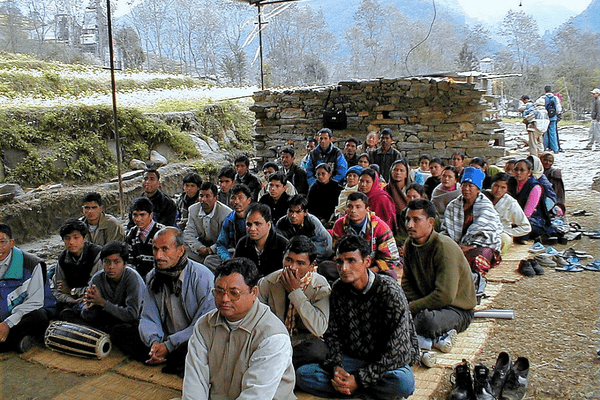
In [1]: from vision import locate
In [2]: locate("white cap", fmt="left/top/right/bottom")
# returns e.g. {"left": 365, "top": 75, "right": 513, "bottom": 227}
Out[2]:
{"left": 592, "top": 88, "right": 600, "bottom": 94}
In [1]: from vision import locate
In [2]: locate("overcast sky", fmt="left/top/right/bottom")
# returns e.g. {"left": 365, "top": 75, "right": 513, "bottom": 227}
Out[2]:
{"left": 457, "top": 0, "right": 592, "bottom": 19}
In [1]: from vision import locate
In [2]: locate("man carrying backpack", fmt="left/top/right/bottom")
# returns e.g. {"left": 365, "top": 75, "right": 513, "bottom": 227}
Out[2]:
{"left": 543, "top": 85, "right": 562, "bottom": 153}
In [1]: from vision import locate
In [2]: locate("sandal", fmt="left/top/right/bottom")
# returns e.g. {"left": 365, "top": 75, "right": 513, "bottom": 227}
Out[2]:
{"left": 573, "top": 210, "right": 593, "bottom": 216}
{"left": 583, "top": 261, "right": 600, "bottom": 271}
{"left": 583, "top": 231, "right": 600, "bottom": 236}
{"left": 569, "top": 222, "right": 583, "bottom": 232}
{"left": 555, "top": 264, "right": 584, "bottom": 272}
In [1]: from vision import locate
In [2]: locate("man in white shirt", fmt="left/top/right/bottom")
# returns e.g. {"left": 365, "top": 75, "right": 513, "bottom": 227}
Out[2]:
{"left": 183, "top": 182, "right": 232, "bottom": 266}
{"left": 182, "top": 257, "right": 296, "bottom": 400}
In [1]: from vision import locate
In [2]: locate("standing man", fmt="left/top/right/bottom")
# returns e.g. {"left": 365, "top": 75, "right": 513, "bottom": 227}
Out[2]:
{"left": 402, "top": 199, "right": 478, "bottom": 365}
{"left": 126, "top": 197, "right": 165, "bottom": 280}
{"left": 343, "top": 137, "right": 360, "bottom": 167}
{"left": 113, "top": 227, "right": 215, "bottom": 376}
{"left": 183, "top": 182, "right": 232, "bottom": 264}
{"left": 128, "top": 169, "right": 177, "bottom": 228}
{"left": 306, "top": 128, "right": 348, "bottom": 186}
{"left": 451, "top": 151, "right": 465, "bottom": 179}
{"left": 0, "top": 223, "right": 52, "bottom": 353}
{"left": 80, "top": 192, "right": 125, "bottom": 246}
{"left": 217, "top": 166, "right": 236, "bottom": 208}
{"left": 276, "top": 194, "right": 333, "bottom": 262}
{"left": 296, "top": 235, "right": 420, "bottom": 399}
{"left": 234, "top": 155, "right": 262, "bottom": 201}
{"left": 258, "top": 236, "right": 331, "bottom": 368}
{"left": 235, "top": 203, "right": 288, "bottom": 277}
{"left": 182, "top": 258, "right": 296, "bottom": 399}
{"left": 543, "top": 85, "right": 562, "bottom": 153}
{"left": 280, "top": 147, "right": 309, "bottom": 195}
{"left": 371, "top": 128, "right": 400, "bottom": 182}
{"left": 585, "top": 88, "right": 600, "bottom": 150}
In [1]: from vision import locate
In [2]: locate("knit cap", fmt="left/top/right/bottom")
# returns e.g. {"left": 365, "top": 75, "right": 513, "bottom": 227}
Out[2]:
{"left": 461, "top": 166, "right": 485, "bottom": 189}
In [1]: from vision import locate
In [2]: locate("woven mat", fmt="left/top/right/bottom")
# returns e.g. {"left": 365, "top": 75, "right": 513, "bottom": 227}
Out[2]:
{"left": 475, "top": 282, "right": 503, "bottom": 311}
{"left": 51, "top": 373, "right": 180, "bottom": 400}
{"left": 433, "top": 320, "right": 495, "bottom": 367}
{"left": 114, "top": 360, "right": 183, "bottom": 391}
{"left": 20, "top": 344, "right": 127, "bottom": 376}
{"left": 485, "top": 259, "right": 523, "bottom": 283}
{"left": 411, "top": 365, "right": 446, "bottom": 399}
{"left": 502, "top": 243, "right": 531, "bottom": 261}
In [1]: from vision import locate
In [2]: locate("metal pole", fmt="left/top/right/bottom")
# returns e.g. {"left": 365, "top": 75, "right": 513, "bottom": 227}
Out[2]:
{"left": 257, "top": 3, "right": 265, "bottom": 90}
{"left": 105, "top": 0, "right": 126, "bottom": 219}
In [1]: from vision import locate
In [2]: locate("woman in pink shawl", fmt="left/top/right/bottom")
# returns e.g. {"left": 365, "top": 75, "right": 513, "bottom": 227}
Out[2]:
{"left": 358, "top": 168, "right": 397, "bottom": 233}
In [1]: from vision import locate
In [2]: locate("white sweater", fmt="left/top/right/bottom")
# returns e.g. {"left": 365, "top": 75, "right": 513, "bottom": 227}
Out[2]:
{"left": 493, "top": 194, "right": 532, "bottom": 237}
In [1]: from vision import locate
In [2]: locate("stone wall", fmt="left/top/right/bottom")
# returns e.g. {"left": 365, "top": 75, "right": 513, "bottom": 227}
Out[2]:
{"left": 250, "top": 77, "right": 505, "bottom": 165}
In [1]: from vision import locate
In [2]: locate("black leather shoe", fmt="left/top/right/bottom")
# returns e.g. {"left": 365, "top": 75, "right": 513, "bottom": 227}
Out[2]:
{"left": 449, "top": 360, "right": 475, "bottom": 400}
{"left": 490, "top": 352, "right": 511, "bottom": 399}
{"left": 528, "top": 259, "right": 545, "bottom": 275}
{"left": 500, "top": 357, "right": 529, "bottom": 400}
{"left": 473, "top": 364, "right": 495, "bottom": 400}
{"left": 518, "top": 260, "right": 535, "bottom": 277}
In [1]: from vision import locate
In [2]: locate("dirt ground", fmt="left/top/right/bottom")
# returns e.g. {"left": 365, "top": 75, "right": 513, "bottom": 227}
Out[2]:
{"left": 1, "top": 123, "right": 599, "bottom": 399}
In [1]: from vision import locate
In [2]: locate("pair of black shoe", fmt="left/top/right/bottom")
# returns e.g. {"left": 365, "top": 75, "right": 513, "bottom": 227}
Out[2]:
{"left": 518, "top": 259, "right": 544, "bottom": 277}
{"left": 449, "top": 353, "right": 529, "bottom": 400}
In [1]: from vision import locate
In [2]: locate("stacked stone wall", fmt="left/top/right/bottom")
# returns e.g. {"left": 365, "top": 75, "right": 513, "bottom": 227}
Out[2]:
{"left": 250, "top": 77, "right": 505, "bottom": 165}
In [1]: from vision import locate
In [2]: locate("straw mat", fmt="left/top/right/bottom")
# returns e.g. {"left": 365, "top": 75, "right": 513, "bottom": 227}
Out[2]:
{"left": 434, "top": 320, "right": 495, "bottom": 367}
{"left": 115, "top": 360, "right": 183, "bottom": 391}
{"left": 20, "top": 344, "right": 127, "bottom": 375}
{"left": 475, "top": 282, "right": 503, "bottom": 311}
{"left": 51, "top": 373, "right": 180, "bottom": 400}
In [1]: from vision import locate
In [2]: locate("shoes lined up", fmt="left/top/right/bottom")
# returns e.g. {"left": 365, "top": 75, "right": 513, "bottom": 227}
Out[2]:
{"left": 449, "top": 353, "right": 529, "bottom": 400}
{"left": 518, "top": 259, "right": 544, "bottom": 277}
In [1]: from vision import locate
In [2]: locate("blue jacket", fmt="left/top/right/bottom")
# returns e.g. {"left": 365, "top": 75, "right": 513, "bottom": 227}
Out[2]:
{"left": 1, "top": 248, "right": 54, "bottom": 327}
{"left": 215, "top": 210, "right": 247, "bottom": 261}
{"left": 306, "top": 144, "right": 348, "bottom": 186}
{"left": 139, "top": 259, "right": 215, "bottom": 352}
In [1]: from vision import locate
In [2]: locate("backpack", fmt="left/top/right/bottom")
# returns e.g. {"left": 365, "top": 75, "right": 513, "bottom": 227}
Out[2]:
{"left": 472, "top": 270, "right": 487, "bottom": 305}
{"left": 546, "top": 97, "right": 557, "bottom": 118}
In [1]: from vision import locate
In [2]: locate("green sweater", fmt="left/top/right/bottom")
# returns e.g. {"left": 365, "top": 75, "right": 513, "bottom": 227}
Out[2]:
{"left": 401, "top": 231, "right": 477, "bottom": 315}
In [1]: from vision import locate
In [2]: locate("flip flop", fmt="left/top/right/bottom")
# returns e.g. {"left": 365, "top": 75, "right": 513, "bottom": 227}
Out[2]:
{"left": 583, "top": 262, "right": 600, "bottom": 271}
{"left": 569, "top": 222, "right": 583, "bottom": 232}
{"left": 555, "top": 264, "right": 584, "bottom": 272}
{"left": 573, "top": 210, "right": 593, "bottom": 216}
{"left": 583, "top": 231, "right": 600, "bottom": 236}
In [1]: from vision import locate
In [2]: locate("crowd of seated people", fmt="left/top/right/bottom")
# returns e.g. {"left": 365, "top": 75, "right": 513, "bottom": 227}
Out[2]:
{"left": 0, "top": 126, "right": 570, "bottom": 399}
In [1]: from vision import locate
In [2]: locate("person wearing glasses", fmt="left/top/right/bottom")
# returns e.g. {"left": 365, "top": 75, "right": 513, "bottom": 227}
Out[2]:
{"left": 113, "top": 227, "right": 215, "bottom": 377}
{"left": 79, "top": 192, "right": 125, "bottom": 246}
{"left": 182, "top": 257, "right": 295, "bottom": 399}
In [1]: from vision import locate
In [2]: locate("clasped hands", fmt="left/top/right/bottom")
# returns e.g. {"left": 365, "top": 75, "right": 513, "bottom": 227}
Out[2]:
{"left": 331, "top": 366, "right": 358, "bottom": 395}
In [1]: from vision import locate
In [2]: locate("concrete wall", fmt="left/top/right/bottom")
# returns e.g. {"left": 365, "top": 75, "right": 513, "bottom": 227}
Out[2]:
{"left": 250, "top": 77, "right": 505, "bottom": 165}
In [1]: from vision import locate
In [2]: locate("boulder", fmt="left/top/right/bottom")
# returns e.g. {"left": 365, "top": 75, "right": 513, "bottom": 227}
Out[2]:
{"left": 150, "top": 150, "right": 168, "bottom": 167}
{"left": 130, "top": 159, "right": 147, "bottom": 170}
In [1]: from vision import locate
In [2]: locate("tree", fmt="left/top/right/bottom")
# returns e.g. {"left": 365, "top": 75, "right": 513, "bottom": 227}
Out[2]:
{"left": 498, "top": 10, "right": 541, "bottom": 73}
{"left": 115, "top": 26, "right": 145, "bottom": 69}
{"left": 457, "top": 42, "right": 478, "bottom": 71}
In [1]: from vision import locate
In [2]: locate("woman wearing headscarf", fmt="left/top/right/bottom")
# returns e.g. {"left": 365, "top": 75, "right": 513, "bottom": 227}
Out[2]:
{"left": 385, "top": 158, "right": 414, "bottom": 214}
{"left": 508, "top": 159, "right": 555, "bottom": 240}
{"left": 358, "top": 168, "right": 397, "bottom": 233}
{"left": 541, "top": 152, "right": 565, "bottom": 214}
{"left": 443, "top": 167, "right": 503, "bottom": 275}
{"left": 526, "top": 155, "right": 558, "bottom": 214}
{"left": 431, "top": 166, "right": 461, "bottom": 216}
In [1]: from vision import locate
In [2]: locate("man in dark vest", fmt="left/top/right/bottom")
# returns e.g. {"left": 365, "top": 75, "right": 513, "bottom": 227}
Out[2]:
{"left": 306, "top": 128, "right": 348, "bottom": 186}
{"left": 126, "top": 197, "right": 165, "bottom": 279}
{"left": 52, "top": 218, "right": 102, "bottom": 322}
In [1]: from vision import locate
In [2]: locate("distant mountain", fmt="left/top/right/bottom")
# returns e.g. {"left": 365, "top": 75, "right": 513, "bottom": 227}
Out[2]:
{"left": 306, "top": 0, "right": 471, "bottom": 37}
{"left": 568, "top": 0, "right": 600, "bottom": 33}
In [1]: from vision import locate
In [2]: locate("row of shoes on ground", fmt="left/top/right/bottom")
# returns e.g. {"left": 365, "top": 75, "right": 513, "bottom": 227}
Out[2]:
{"left": 420, "top": 329, "right": 458, "bottom": 367}
{"left": 449, "top": 353, "right": 529, "bottom": 400}
{"left": 518, "top": 258, "right": 544, "bottom": 277}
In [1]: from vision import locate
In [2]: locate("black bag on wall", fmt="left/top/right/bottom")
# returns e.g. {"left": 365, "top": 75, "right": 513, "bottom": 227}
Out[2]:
{"left": 322, "top": 89, "right": 347, "bottom": 130}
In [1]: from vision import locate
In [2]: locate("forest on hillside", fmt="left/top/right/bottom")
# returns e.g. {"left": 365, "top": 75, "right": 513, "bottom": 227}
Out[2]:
{"left": 1, "top": 0, "right": 599, "bottom": 117}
